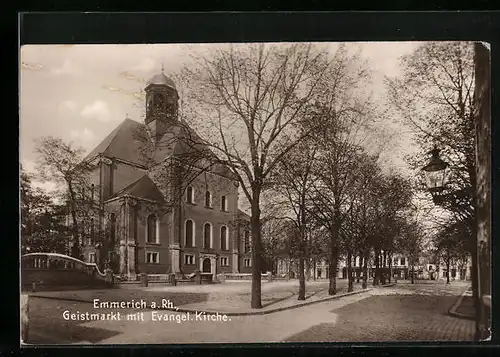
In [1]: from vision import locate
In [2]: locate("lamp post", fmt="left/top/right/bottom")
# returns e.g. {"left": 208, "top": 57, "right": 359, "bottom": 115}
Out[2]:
{"left": 421, "top": 146, "right": 449, "bottom": 200}
{"left": 421, "top": 146, "right": 488, "bottom": 341}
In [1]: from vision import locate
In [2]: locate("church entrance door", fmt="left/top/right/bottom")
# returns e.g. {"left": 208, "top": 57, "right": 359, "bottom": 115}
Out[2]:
{"left": 202, "top": 258, "right": 211, "bottom": 273}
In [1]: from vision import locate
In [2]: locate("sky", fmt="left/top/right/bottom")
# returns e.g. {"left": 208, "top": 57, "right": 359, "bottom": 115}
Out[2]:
{"left": 19, "top": 42, "right": 422, "bottom": 193}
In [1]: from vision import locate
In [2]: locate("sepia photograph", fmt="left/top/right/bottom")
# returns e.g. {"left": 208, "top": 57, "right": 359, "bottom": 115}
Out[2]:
{"left": 19, "top": 40, "right": 491, "bottom": 345}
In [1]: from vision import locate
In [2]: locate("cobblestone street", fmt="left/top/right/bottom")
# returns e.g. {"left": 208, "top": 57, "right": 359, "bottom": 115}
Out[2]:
{"left": 286, "top": 282, "right": 474, "bottom": 342}
{"left": 25, "top": 281, "right": 474, "bottom": 344}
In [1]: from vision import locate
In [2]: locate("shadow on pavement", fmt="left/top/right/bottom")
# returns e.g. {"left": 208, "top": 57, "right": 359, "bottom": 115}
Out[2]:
{"left": 27, "top": 325, "right": 122, "bottom": 345}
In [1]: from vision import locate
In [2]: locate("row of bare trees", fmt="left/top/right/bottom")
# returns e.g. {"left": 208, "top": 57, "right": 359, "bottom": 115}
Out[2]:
{"left": 264, "top": 129, "right": 421, "bottom": 300}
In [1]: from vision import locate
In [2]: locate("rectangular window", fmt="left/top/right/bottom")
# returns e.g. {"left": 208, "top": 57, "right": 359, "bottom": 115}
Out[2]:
{"left": 393, "top": 258, "right": 399, "bottom": 266}
{"left": 146, "top": 252, "right": 159, "bottom": 264}
{"left": 89, "top": 253, "right": 96, "bottom": 263}
{"left": 184, "top": 254, "right": 195, "bottom": 265}
{"left": 400, "top": 258, "right": 406, "bottom": 266}
{"left": 221, "top": 196, "right": 227, "bottom": 211}
{"left": 244, "top": 258, "right": 251, "bottom": 267}
{"left": 220, "top": 257, "right": 229, "bottom": 266}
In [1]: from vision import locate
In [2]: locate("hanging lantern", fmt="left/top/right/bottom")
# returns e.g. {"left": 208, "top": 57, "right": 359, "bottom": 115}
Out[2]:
{"left": 421, "top": 147, "right": 449, "bottom": 193}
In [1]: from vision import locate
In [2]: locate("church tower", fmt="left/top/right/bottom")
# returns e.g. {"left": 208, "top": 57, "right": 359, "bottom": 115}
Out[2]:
{"left": 144, "top": 65, "right": 179, "bottom": 140}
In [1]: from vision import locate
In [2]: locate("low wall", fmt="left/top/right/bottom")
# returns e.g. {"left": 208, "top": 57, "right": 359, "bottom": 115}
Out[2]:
{"left": 21, "top": 253, "right": 113, "bottom": 291}
{"left": 223, "top": 273, "right": 272, "bottom": 281}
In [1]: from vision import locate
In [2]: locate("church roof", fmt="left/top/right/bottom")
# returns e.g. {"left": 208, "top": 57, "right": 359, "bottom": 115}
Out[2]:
{"left": 85, "top": 118, "right": 150, "bottom": 165}
{"left": 86, "top": 118, "right": 238, "bottom": 180}
{"left": 146, "top": 72, "right": 176, "bottom": 89}
{"left": 111, "top": 175, "right": 165, "bottom": 202}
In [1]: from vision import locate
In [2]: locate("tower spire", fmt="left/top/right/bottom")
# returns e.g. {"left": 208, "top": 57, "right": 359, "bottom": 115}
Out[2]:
{"left": 161, "top": 61, "right": 164, "bottom": 73}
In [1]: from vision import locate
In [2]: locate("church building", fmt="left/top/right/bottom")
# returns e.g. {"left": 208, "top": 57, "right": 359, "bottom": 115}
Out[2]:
{"left": 80, "top": 69, "right": 252, "bottom": 280}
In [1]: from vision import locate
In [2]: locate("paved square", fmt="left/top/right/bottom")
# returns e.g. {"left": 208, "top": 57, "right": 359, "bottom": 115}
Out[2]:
{"left": 24, "top": 281, "right": 474, "bottom": 344}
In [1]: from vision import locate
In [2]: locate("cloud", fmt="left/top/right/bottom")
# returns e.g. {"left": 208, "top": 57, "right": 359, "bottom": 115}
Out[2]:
{"left": 21, "top": 159, "right": 37, "bottom": 173}
{"left": 70, "top": 128, "right": 95, "bottom": 143}
{"left": 102, "top": 85, "right": 144, "bottom": 100}
{"left": 119, "top": 71, "right": 146, "bottom": 84}
{"left": 102, "top": 85, "right": 123, "bottom": 93}
{"left": 130, "top": 58, "right": 156, "bottom": 72}
{"left": 51, "top": 59, "right": 83, "bottom": 76}
{"left": 80, "top": 100, "right": 111, "bottom": 122}
{"left": 59, "top": 100, "right": 77, "bottom": 112}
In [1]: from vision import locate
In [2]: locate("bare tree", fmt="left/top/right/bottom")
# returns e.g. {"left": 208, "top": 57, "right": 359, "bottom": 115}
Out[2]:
{"left": 34, "top": 137, "right": 95, "bottom": 258}
{"left": 270, "top": 138, "right": 319, "bottom": 300}
{"left": 386, "top": 40, "right": 481, "bottom": 328}
{"left": 176, "top": 43, "right": 338, "bottom": 308}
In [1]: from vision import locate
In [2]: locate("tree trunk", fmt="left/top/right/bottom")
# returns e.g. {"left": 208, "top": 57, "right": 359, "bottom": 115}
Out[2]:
{"left": 356, "top": 253, "right": 361, "bottom": 283}
{"left": 446, "top": 250, "right": 451, "bottom": 284}
{"left": 362, "top": 253, "right": 368, "bottom": 289}
{"left": 373, "top": 249, "right": 380, "bottom": 286}
{"left": 411, "top": 264, "right": 415, "bottom": 284}
{"left": 328, "top": 224, "right": 339, "bottom": 295}
{"left": 67, "top": 181, "right": 81, "bottom": 258}
{"left": 298, "top": 254, "right": 306, "bottom": 300}
{"left": 388, "top": 252, "right": 392, "bottom": 283}
{"left": 304, "top": 231, "right": 311, "bottom": 281}
{"left": 381, "top": 251, "right": 387, "bottom": 285}
{"left": 305, "top": 256, "right": 311, "bottom": 282}
{"left": 347, "top": 249, "right": 353, "bottom": 292}
{"left": 313, "top": 259, "right": 317, "bottom": 281}
{"left": 250, "top": 195, "right": 262, "bottom": 309}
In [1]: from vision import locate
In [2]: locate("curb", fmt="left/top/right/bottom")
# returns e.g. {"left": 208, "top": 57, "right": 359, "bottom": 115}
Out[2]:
{"left": 31, "top": 288, "right": 372, "bottom": 317}
{"left": 449, "top": 287, "right": 475, "bottom": 320}
{"left": 168, "top": 288, "right": 373, "bottom": 316}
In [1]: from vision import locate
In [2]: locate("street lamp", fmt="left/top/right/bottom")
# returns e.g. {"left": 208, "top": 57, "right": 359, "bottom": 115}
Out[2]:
{"left": 421, "top": 147, "right": 449, "bottom": 201}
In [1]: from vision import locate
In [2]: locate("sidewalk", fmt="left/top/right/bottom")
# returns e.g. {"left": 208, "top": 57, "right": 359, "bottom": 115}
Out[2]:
{"left": 28, "top": 282, "right": 373, "bottom": 316}
{"left": 171, "top": 288, "right": 372, "bottom": 315}
{"left": 449, "top": 286, "right": 475, "bottom": 320}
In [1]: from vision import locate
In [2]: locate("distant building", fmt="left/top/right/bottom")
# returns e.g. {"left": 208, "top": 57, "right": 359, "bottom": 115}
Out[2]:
{"left": 274, "top": 249, "right": 471, "bottom": 281}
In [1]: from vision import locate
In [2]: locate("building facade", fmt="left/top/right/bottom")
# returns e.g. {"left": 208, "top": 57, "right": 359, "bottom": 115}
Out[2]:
{"left": 275, "top": 252, "right": 472, "bottom": 281}
{"left": 78, "top": 69, "right": 251, "bottom": 280}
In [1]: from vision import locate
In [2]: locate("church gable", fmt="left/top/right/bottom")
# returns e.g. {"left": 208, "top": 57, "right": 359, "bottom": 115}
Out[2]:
{"left": 112, "top": 175, "right": 165, "bottom": 203}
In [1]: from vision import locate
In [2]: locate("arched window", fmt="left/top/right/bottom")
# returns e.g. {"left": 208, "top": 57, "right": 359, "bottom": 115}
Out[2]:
{"left": 220, "top": 226, "right": 228, "bottom": 250}
{"left": 221, "top": 195, "right": 227, "bottom": 211}
{"left": 185, "top": 219, "right": 194, "bottom": 247}
{"left": 90, "top": 218, "right": 95, "bottom": 245}
{"left": 205, "top": 191, "right": 212, "bottom": 208}
{"left": 186, "top": 186, "right": 194, "bottom": 204}
{"left": 147, "top": 214, "right": 159, "bottom": 243}
{"left": 147, "top": 96, "right": 153, "bottom": 116}
{"left": 204, "top": 223, "right": 212, "bottom": 248}
{"left": 244, "top": 230, "right": 250, "bottom": 253}
{"left": 109, "top": 213, "right": 116, "bottom": 246}
{"left": 154, "top": 93, "right": 165, "bottom": 112}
